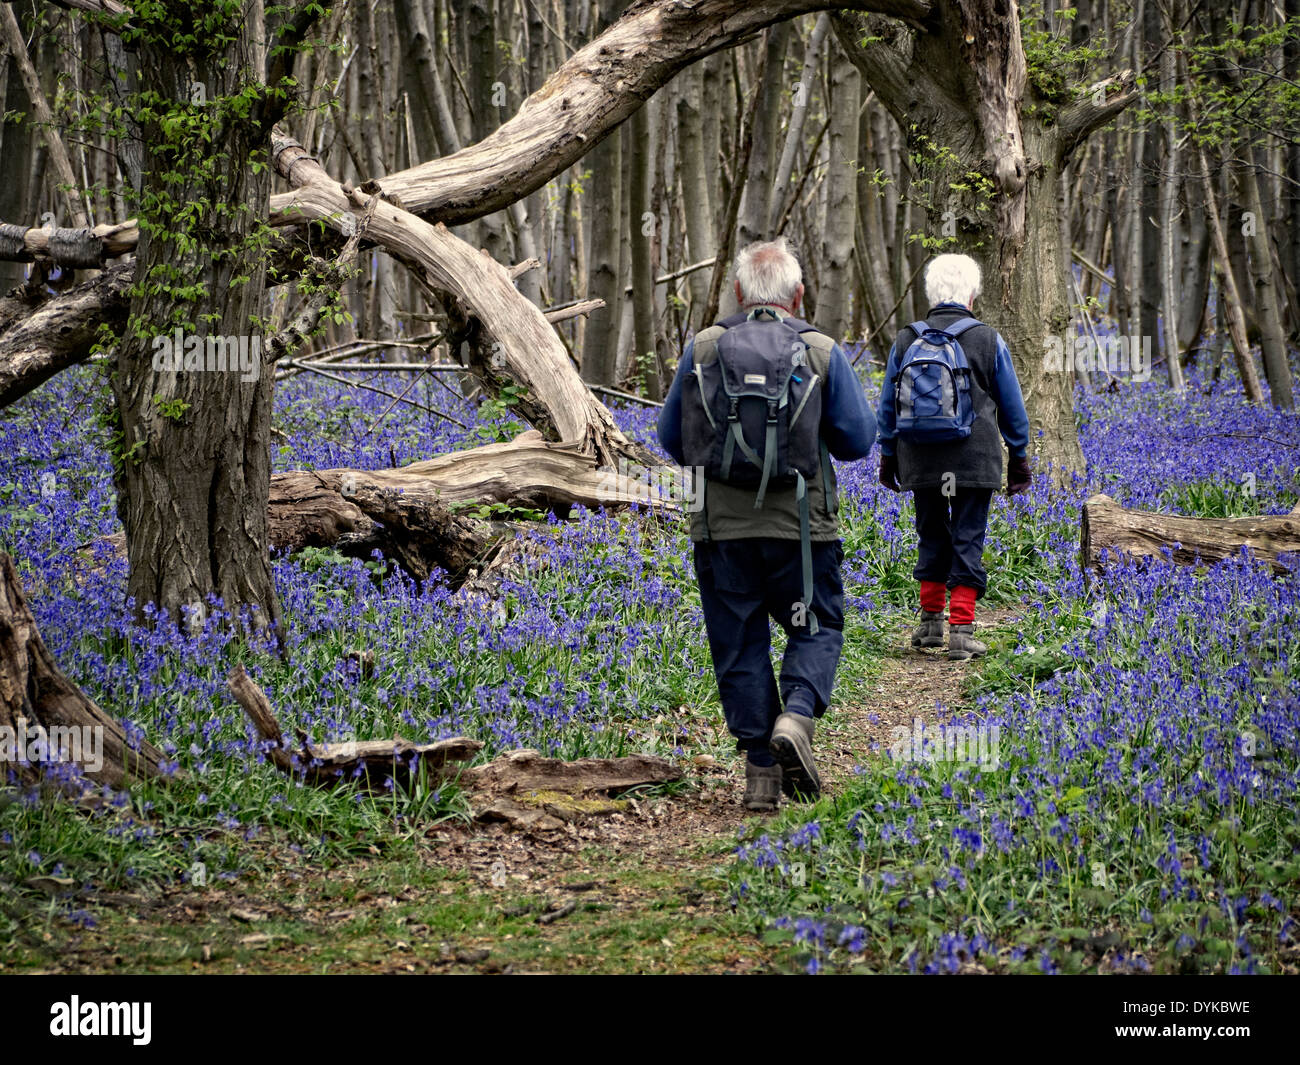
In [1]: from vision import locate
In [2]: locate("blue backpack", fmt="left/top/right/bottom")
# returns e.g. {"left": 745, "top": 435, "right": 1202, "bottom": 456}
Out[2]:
{"left": 892, "top": 317, "right": 980, "bottom": 443}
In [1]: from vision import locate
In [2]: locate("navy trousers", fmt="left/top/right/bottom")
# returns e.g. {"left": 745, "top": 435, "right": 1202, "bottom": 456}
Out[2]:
{"left": 692, "top": 538, "right": 845, "bottom": 753}
{"left": 912, "top": 487, "right": 994, "bottom": 596}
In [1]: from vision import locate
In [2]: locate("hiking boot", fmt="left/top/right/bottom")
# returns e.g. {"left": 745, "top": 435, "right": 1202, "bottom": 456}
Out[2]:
{"left": 743, "top": 761, "right": 782, "bottom": 813}
{"left": 768, "top": 713, "right": 821, "bottom": 802}
{"left": 948, "top": 624, "right": 987, "bottom": 661}
{"left": 911, "top": 610, "right": 945, "bottom": 649}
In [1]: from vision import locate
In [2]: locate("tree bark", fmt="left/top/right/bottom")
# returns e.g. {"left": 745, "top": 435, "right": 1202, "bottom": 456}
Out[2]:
{"left": 1188, "top": 118, "right": 1266, "bottom": 405}
{"left": 675, "top": 62, "right": 716, "bottom": 326}
{"left": 1081, "top": 494, "right": 1300, "bottom": 575}
{"left": 111, "top": 19, "right": 282, "bottom": 635}
{"left": 0, "top": 553, "right": 165, "bottom": 789}
{"left": 628, "top": 101, "right": 661, "bottom": 398}
{"left": 818, "top": 39, "right": 859, "bottom": 341}
{"left": 1238, "top": 152, "right": 1295, "bottom": 408}
{"left": 737, "top": 24, "right": 791, "bottom": 247}
{"left": 1157, "top": 0, "right": 1185, "bottom": 390}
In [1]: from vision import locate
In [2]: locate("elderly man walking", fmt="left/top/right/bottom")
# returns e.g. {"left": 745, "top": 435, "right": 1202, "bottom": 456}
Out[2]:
{"left": 657, "top": 239, "right": 876, "bottom": 812}
{"left": 876, "top": 253, "right": 1031, "bottom": 659}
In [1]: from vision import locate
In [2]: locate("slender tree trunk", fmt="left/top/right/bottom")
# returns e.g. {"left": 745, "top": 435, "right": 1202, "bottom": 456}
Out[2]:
{"left": 1158, "top": 0, "right": 1184, "bottom": 389}
{"left": 1193, "top": 139, "right": 1266, "bottom": 404}
{"left": 857, "top": 98, "right": 896, "bottom": 343}
{"left": 818, "top": 41, "right": 859, "bottom": 341}
{"left": 832, "top": 0, "right": 1134, "bottom": 478}
{"left": 1238, "top": 152, "right": 1295, "bottom": 407}
{"left": 737, "top": 24, "right": 791, "bottom": 247}
{"left": 628, "top": 102, "right": 661, "bottom": 398}
{"left": 675, "top": 63, "right": 716, "bottom": 327}
{"left": 0, "top": 49, "right": 33, "bottom": 294}
{"left": 579, "top": 0, "right": 623, "bottom": 386}
{"left": 1178, "top": 172, "right": 1213, "bottom": 351}
{"left": 771, "top": 14, "right": 830, "bottom": 233}
{"left": 1137, "top": 0, "right": 1162, "bottom": 348}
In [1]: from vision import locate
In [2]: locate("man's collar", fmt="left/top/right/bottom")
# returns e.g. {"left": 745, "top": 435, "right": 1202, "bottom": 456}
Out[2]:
{"left": 744, "top": 302, "right": 795, "bottom": 318}
{"left": 930, "top": 301, "right": 972, "bottom": 313}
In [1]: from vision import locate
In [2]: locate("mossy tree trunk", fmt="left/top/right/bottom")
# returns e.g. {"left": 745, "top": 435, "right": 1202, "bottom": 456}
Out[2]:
{"left": 110, "top": 4, "right": 284, "bottom": 636}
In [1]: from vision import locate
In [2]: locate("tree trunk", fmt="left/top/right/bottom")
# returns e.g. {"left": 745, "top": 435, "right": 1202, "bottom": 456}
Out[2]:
{"left": 1184, "top": 55, "right": 1266, "bottom": 407}
{"left": 1238, "top": 152, "right": 1295, "bottom": 408}
{"left": 818, "top": 40, "right": 858, "bottom": 341}
{"left": 737, "top": 25, "right": 791, "bottom": 247}
{"left": 1081, "top": 493, "right": 1300, "bottom": 576}
{"left": 1158, "top": 0, "right": 1185, "bottom": 389}
{"left": 112, "top": 16, "right": 283, "bottom": 635}
{"left": 676, "top": 62, "right": 716, "bottom": 327}
{"left": 1137, "top": 0, "right": 1162, "bottom": 348}
{"left": 0, "top": 45, "right": 35, "bottom": 295}
{"left": 628, "top": 101, "right": 661, "bottom": 398}
{"left": 770, "top": 14, "right": 830, "bottom": 234}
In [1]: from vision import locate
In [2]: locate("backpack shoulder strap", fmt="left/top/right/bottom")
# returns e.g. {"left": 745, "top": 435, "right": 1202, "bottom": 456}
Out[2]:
{"left": 780, "top": 316, "right": 820, "bottom": 335}
{"left": 907, "top": 320, "right": 930, "bottom": 339}
{"left": 945, "top": 317, "right": 982, "bottom": 337}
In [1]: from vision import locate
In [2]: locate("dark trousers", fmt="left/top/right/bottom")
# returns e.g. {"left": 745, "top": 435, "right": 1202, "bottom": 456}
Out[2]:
{"left": 692, "top": 538, "right": 845, "bottom": 752}
{"left": 912, "top": 487, "right": 994, "bottom": 595}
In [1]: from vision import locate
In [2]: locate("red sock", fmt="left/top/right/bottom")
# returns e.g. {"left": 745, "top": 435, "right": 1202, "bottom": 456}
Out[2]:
{"left": 949, "top": 585, "right": 977, "bottom": 626}
{"left": 920, "top": 580, "right": 946, "bottom": 614}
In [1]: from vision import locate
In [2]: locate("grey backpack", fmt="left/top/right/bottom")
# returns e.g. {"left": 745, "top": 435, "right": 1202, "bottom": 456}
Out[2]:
{"left": 680, "top": 307, "right": 832, "bottom": 633}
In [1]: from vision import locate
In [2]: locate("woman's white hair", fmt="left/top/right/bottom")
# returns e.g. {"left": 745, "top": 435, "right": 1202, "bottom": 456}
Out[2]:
{"left": 734, "top": 238, "right": 803, "bottom": 307}
{"left": 924, "top": 253, "right": 982, "bottom": 307}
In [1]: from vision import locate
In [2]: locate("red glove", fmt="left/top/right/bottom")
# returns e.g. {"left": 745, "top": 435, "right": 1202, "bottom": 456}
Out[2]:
{"left": 1007, "top": 454, "right": 1032, "bottom": 495}
{"left": 879, "top": 453, "right": 901, "bottom": 492}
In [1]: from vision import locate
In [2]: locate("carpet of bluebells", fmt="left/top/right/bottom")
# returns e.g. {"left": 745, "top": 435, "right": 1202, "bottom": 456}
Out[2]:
{"left": 2, "top": 341, "right": 1298, "bottom": 972}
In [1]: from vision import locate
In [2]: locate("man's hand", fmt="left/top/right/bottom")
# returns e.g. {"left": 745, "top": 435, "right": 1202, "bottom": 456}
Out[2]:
{"left": 879, "top": 453, "right": 900, "bottom": 492}
{"left": 1007, "top": 454, "right": 1032, "bottom": 495}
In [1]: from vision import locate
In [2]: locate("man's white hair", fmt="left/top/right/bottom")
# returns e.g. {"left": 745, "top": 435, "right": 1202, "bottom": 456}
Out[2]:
{"left": 924, "top": 253, "right": 982, "bottom": 307}
{"left": 734, "top": 238, "right": 802, "bottom": 307}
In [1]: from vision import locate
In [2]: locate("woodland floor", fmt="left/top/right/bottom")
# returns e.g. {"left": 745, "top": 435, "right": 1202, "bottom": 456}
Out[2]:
{"left": 5, "top": 611, "right": 1017, "bottom": 976}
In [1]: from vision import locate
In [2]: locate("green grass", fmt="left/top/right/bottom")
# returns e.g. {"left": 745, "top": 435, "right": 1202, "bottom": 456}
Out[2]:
{"left": 1, "top": 828, "right": 772, "bottom": 975}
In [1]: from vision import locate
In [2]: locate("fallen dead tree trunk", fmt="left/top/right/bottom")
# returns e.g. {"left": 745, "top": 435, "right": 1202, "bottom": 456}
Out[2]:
{"left": 270, "top": 131, "right": 652, "bottom": 468}
{"left": 87, "top": 429, "right": 683, "bottom": 583}
{"left": 229, "top": 666, "right": 682, "bottom": 831}
{"left": 269, "top": 431, "right": 683, "bottom": 580}
{"left": 1081, "top": 493, "right": 1300, "bottom": 575}
{"left": 0, "top": 553, "right": 166, "bottom": 788}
